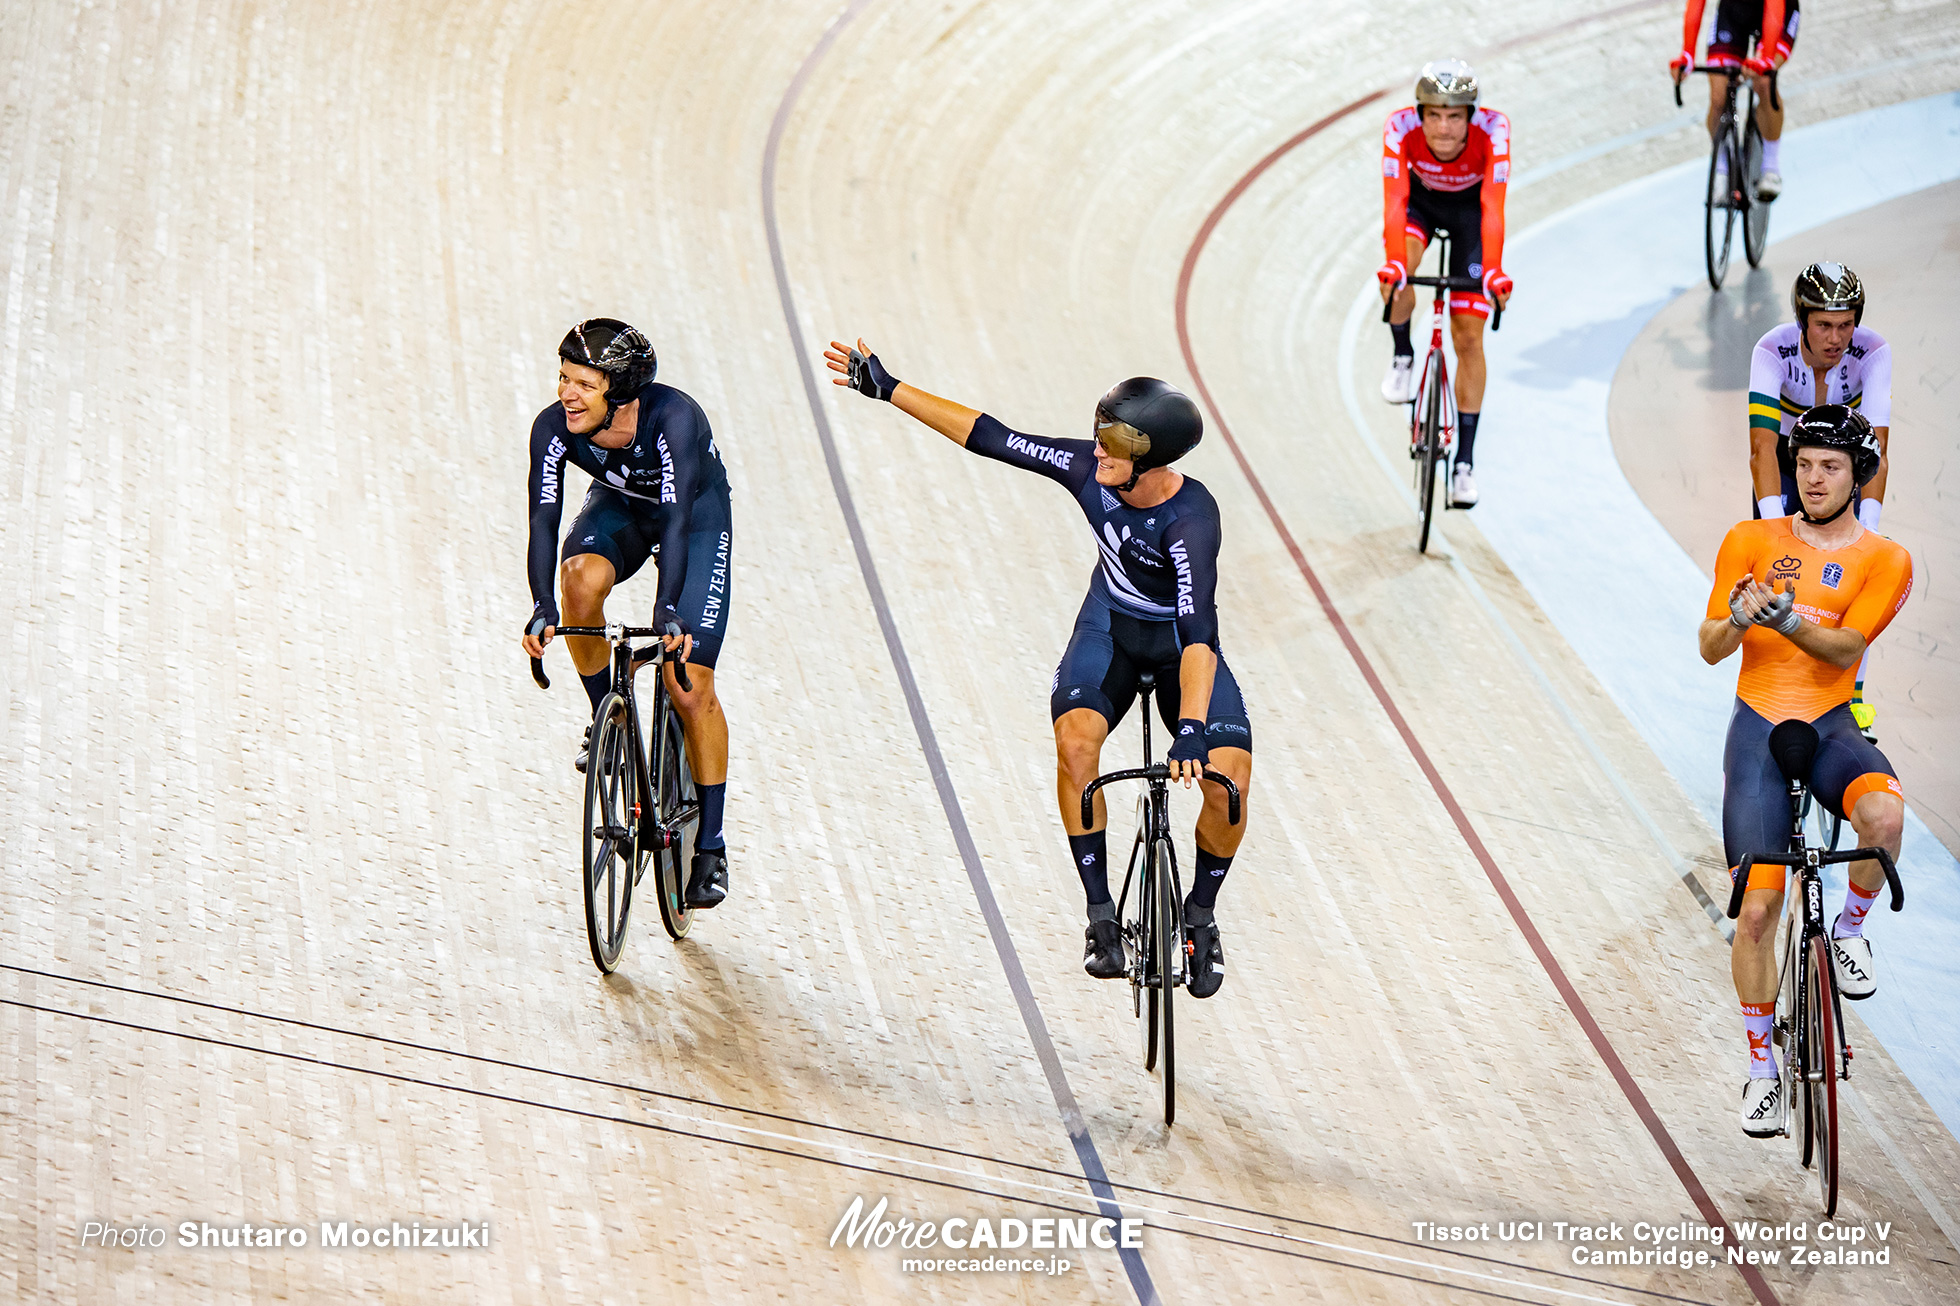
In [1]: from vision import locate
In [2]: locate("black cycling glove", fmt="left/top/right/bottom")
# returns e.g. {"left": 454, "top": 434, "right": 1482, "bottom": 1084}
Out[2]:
{"left": 526, "top": 599, "right": 558, "bottom": 638}
{"left": 654, "top": 606, "right": 688, "bottom": 640}
{"left": 848, "top": 348, "right": 899, "bottom": 401}
{"left": 1167, "top": 718, "right": 1209, "bottom": 768}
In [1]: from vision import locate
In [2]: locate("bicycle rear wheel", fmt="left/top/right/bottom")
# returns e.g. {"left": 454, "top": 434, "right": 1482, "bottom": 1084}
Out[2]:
{"left": 1153, "top": 836, "right": 1178, "bottom": 1127}
{"left": 1704, "top": 127, "right": 1737, "bottom": 289}
{"left": 1741, "top": 113, "right": 1769, "bottom": 267}
{"left": 1806, "top": 936, "right": 1841, "bottom": 1215}
{"left": 1415, "top": 350, "right": 1444, "bottom": 553}
{"left": 649, "top": 695, "right": 698, "bottom": 941}
{"left": 582, "top": 694, "right": 640, "bottom": 974}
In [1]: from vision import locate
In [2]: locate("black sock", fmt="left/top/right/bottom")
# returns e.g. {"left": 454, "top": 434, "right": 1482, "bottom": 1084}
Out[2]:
{"left": 580, "top": 666, "right": 613, "bottom": 716}
{"left": 1457, "top": 410, "right": 1479, "bottom": 465}
{"left": 1186, "top": 847, "right": 1234, "bottom": 911}
{"left": 697, "top": 782, "right": 727, "bottom": 851}
{"left": 1068, "top": 831, "right": 1110, "bottom": 907}
{"left": 1389, "top": 322, "right": 1413, "bottom": 358}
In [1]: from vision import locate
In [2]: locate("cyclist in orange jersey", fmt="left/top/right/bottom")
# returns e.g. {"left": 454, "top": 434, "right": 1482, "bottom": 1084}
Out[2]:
{"left": 1698, "top": 405, "right": 1910, "bottom": 1137}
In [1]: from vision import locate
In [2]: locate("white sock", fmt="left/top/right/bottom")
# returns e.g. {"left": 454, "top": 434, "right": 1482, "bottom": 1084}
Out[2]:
{"left": 1762, "top": 139, "right": 1781, "bottom": 172}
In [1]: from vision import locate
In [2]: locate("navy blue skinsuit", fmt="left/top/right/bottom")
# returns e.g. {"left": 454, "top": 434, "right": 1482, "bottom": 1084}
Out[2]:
{"left": 526, "top": 382, "right": 733, "bottom": 667}
{"left": 965, "top": 414, "right": 1251, "bottom": 749}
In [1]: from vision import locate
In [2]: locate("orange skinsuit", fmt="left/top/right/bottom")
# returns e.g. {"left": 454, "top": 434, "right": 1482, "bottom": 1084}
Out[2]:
{"left": 1705, "top": 518, "right": 1912, "bottom": 722}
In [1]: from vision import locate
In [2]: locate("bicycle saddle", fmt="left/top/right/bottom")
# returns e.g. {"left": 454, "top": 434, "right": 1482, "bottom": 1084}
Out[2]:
{"left": 1768, "top": 719, "right": 1820, "bottom": 784}
{"left": 1136, "top": 671, "right": 1156, "bottom": 691}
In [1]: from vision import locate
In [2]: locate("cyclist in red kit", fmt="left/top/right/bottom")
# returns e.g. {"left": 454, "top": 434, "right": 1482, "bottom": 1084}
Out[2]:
{"left": 1670, "top": 0, "right": 1797, "bottom": 201}
{"left": 1377, "top": 59, "right": 1513, "bottom": 509}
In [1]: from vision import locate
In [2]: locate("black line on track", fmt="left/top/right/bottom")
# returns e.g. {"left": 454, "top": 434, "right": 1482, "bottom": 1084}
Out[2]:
{"left": 6, "top": 995, "right": 1665, "bottom": 1305}
{"left": 0, "top": 960, "right": 1713, "bottom": 1304}
{"left": 757, "top": 5, "right": 1156, "bottom": 1306}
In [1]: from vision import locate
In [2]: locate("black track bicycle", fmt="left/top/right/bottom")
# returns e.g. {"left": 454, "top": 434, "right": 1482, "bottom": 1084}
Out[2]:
{"left": 1726, "top": 718, "right": 1901, "bottom": 1216}
{"left": 1381, "top": 227, "right": 1502, "bottom": 554}
{"left": 1081, "top": 672, "right": 1241, "bottom": 1127}
{"left": 1677, "top": 64, "right": 1778, "bottom": 289}
{"left": 531, "top": 624, "right": 702, "bottom": 973}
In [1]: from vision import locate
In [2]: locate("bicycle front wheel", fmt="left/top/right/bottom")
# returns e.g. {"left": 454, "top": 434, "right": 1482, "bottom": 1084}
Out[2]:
{"left": 1133, "top": 829, "right": 1161, "bottom": 1072}
{"left": 1154, "top": 836, "right": 1178, "bottom": 1127}
{"left": 650, "top": 695, "right": 698, "bottom": 941}
{"left": 1806, "top": 936, "right": 1841, "bottom": 1215}
{"left": 1741, "top": 113, "right": 1770, "bottom": 267}
{"left": 1415, "top": 351, "right": 1444, "bottom": 553}
{"left": 1704, "top": 128, "right": 1736, "bottom": 289}
{"left": 582, "top": 694, "right": 640, "bottom": 974}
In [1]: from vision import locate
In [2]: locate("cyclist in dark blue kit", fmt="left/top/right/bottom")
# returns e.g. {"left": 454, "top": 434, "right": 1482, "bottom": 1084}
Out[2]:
{"left": 823, "top": 337, "right": 1253, "bottom": 998}
{"left": 519, "top": 319, "right": 736, "bottom": 909}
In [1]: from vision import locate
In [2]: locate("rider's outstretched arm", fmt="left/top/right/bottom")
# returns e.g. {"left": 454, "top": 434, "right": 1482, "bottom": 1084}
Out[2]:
{"left": 892, "top": 383, "right": 982, "bottom": 447}
{"left": 824, "top": 338, "right": 980, "bottom": 445}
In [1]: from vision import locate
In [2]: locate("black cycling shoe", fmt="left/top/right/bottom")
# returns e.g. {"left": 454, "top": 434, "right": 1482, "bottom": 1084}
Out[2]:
{"left": 1083, "top": 919, "right": 1125, "bottom": 979}
{"left": 573, "top": 724, "right": 593, "bottom": 774}
{"left": 1186, "top": 917, "right": 1225, "bottom": 999}
{"left": 684, "top": 848, "right": 729, "bottom": 909}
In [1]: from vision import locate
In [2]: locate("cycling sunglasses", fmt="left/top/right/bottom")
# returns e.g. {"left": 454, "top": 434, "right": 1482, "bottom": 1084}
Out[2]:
{"left": 1094, "top": 404, "right": 1151, "bottom": 462}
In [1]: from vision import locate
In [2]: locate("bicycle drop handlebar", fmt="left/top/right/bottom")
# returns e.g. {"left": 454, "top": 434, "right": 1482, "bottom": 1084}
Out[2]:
{"left": 1675, "top": 63, "right": 1780, "bottom": 113}
{"left": 529, "top": 623, "right": 693, "bottom": 694}
{"left": 1725, "top": 846, "right": 1904, "bottom": 920}
{"left": 1081, "top": 766, "right": 1242, "bottom": 828}
{"left": 1380, "top": 273, "right": 1504, "bottom": 331}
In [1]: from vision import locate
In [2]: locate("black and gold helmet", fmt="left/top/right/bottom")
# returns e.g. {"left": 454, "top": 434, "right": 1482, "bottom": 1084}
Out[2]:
{"left": 1791, "top": 262, "right": 1864, "bottom": 327}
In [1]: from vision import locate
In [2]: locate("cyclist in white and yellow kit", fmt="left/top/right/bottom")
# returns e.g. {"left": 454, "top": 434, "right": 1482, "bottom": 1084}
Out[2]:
{"left": 1748, "top": 262, "right": 1892, "bottom": 736}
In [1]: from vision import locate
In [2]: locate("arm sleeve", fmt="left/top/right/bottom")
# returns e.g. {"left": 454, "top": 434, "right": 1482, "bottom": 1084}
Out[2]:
{"left": 1747, "top": 338, "right": 1784, "bottom": 435}
{"left": 1166, "top": 509, "right": 1221, "bottom": 652}
{"left": 1680, "top": 0, "right": 1707, "bottom": 54}
{"left": 1382, "top": 117, "right": 1411, "bottom": 268}
{"left": 1760, "top": 0, "right": 1787, "bottom": 57}
{"left": 1841, "top": 546, "right": 1913, "bottom": 643}
{"left": 1861, "top": 342, "right": 1892, "bottom": 428}
{"left": 1478, "top": 112, "right": 1510, "bottom": 274}
{"left": 965, "top": 413, "right": 1096, "bottom": 494}
{"left": 651, "top": 404, "right": 710, "bottom": 620}
{"left": 526, "top": 419, "right": 568, "bottom": 610}
{"left": 1705, "top": 524, "right": 1758, "bottom": 620}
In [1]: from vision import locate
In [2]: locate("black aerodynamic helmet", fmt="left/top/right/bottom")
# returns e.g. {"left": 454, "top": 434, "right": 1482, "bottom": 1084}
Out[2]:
{"left": 1791, "top": 262, "right": 1864, "bottom": 328}
{"left": 1786, "top": 404, "right": 1881, "bottom": 487}
{"left": 1093, "top": 377, "right": 1203, "bottom": 474}
{"left": 559, "top": 318, "right": 657, "bottom": 407}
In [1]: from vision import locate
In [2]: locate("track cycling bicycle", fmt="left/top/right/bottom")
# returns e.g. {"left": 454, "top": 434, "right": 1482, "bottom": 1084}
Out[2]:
{"left": 1381, "top": 227, "right": 1502, "bottom": 554}
{"left": 531, "top": 624, "right": 703, "bottom": 973}
{"left": 1081, "top": 671, "right": 1241, "bottom": 1127}
{"left": 1677, "top": 64, "right": 1779, "bottom": 290}
{"left": 1725, "top": 717, "right": 1901, "bottom": 1216}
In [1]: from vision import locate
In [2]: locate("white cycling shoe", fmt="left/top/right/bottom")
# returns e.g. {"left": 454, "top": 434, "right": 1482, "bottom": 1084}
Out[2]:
{"left": 1741, "top": 1076, "right": 1785, "bottom": 1138}
{"left": 1829, "top": 921, "right": 1876, "bottom": 1000}
{"left": 1756, "top": 170, "right": 1783, "bottom": 201}
{"left": 1381, "top": 355, "right": 1414, "bottom": 404}
{"left": 1449, "top": 462, "right": 1478, "bottom": 508}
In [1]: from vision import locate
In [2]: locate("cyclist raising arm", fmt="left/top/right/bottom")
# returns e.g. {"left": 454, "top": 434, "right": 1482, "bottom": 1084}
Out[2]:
{"left": 1377, "top": 59, "right": 1513, "bottom": 510}
{"left": 1697, "top": 405, "right": 1910, "bottom": 1137}
{"left": 823, "top": 339, "right": 1252, "bottom": 998}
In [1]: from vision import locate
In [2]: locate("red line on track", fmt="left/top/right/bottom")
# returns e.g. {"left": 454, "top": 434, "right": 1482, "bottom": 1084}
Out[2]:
{"left": 1172, "top": 77, "right": 1780, "bottom": 1306}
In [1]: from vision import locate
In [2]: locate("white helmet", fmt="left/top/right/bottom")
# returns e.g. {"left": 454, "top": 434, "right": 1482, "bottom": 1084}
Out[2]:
{"left": 1415, "top": 58, "right": 1479, "bottom": 108}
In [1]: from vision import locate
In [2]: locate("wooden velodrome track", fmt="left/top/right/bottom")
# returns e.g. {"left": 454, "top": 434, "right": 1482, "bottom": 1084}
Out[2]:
{"left": 3, "top": 1, "right": 1957, "bottom": 1302}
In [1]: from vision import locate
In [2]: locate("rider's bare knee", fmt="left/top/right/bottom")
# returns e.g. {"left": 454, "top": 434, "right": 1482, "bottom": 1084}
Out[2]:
{"left": 560, "top": 555, "right": 611, "bottom": 611}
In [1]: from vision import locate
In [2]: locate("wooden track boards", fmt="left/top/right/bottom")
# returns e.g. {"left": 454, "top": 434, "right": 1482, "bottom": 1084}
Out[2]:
{"left": 3, "top": 1, "right": 1958, "bottom": 1302}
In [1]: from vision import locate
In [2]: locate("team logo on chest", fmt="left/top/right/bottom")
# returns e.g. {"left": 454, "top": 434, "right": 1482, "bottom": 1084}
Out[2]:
{"left": 1821, "top": 562, "right": 1843, "bottom": 590}
{"left": 1768, "top": 555, "right": 1802, "bottom": 582}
